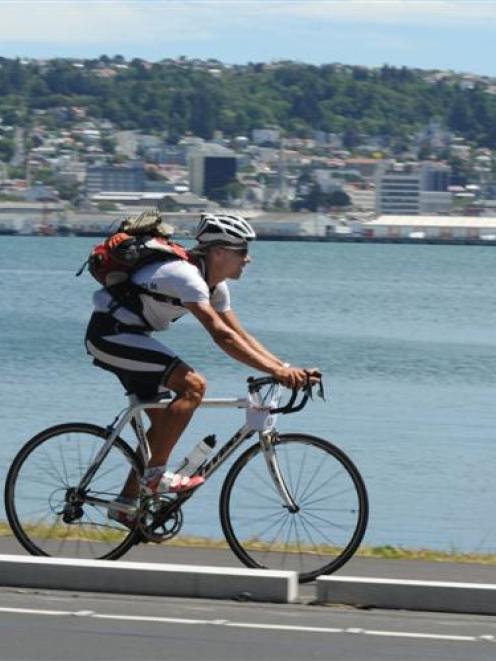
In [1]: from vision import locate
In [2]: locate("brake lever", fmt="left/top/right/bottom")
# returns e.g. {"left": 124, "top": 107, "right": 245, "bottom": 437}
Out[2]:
{"left": 305, "top": 373, "right": 326, "bottom": 402}
{"left": 317, "top": 377, "right": 326, "bottom": 401}
{"left": 306, "top": 378, "right": 314, "bottom": 401}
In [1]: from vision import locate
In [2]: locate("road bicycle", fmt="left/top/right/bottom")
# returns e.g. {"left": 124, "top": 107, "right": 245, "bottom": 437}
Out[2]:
{"left": 4, "top": 376, "right": 368, "bottom": 583}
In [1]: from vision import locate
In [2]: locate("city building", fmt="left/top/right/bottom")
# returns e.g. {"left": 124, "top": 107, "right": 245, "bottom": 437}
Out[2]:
{"left": 86, "top": 160, "right": 146, "bottom": 197}
{"left": 362, "top": 215, "right": 496, "bottom": 240}
{"left": 189, "top": 145, "right": 237, "bottom": 198}
{"left": 252, "top": 128, "right": 281, "bottom": 145}
{"left": 376, "top": 167, "right": 421, "bottom": 215}
{"left": 376, "top": 163, "right": 452, "bottom": 215}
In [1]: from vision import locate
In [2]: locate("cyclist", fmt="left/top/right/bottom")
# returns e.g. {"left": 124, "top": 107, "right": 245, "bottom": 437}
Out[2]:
{"left": 85, "top": 213, "right": 318, "bottom": 512}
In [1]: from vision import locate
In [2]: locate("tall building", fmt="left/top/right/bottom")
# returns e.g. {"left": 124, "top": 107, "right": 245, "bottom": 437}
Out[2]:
{"left": 86, "top": 160, "right": 145, "bottom": 197}
{"left": 376, "top": 167, "right": 421, "bottom": 215}
{"left": 420, "top": 163, "right": 451, "bottom": 192}
{"left": 189, "top": 146, "right": 237, "bottom": 198}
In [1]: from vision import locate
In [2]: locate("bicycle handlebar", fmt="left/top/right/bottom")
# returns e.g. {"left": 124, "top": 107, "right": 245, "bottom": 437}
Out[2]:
{"left": 247, "top": 374, "right": 325, "bottom": 415}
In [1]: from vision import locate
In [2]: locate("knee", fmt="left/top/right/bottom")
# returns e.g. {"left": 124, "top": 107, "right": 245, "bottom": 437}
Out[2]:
{"left": 182, "top": 371, "right": 207, "bottom": 405}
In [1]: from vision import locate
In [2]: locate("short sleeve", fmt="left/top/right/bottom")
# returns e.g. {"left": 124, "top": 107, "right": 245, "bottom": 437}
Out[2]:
{"left": 211, "top": 281, "right": 231, "bottom": 312}
{"left": 137, "top": 260, "right": 211, "bottom": 304}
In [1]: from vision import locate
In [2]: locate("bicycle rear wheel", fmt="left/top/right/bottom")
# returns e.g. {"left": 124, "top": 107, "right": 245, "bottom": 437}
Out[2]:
{"left": 220, "top": 433, "right": 368, "bottom": 583}
{"left": 4, "top": 423, "right": 143, "bottom": 560}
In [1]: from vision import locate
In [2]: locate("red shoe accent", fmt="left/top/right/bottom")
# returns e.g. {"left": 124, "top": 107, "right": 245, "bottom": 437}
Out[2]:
{"left": 144, "top": 471, "right": 205, "bottom": 495}
{"left": 168, "top": 474, "right": 205, "bottom": 493}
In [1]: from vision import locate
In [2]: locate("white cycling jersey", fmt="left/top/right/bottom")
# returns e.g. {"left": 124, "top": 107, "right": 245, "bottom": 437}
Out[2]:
{"left": 92, "top": 257, "right": 230, "bottom": 331}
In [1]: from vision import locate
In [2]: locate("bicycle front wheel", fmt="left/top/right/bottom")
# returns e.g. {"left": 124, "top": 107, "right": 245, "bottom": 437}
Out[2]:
{"left": 220, "top": 433, "right": 368, "bottom": 583}
{"left": 5, "top": 423, "right": 143, "bottom": 560}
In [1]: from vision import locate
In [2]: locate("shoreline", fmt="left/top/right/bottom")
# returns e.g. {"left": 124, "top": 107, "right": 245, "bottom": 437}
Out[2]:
{"left": 3, "top": 230, "right": 496, "bottom": 247}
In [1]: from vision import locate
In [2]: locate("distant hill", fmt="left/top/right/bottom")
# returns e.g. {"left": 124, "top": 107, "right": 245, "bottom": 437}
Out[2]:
{"left": 1, "top": 56, "right": 496, "bottom": 149}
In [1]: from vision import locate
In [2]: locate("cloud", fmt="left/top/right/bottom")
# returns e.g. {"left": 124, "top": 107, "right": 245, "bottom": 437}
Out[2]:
{"left": 0, "top": 1, "right": 215, "bottom": 45}
{"left": 1, "top": 1, "right": 496, "bottom": 45}
{"left": 228, "top": 0, "right": 496, "bottom": 27}
{"left": 0, "top": 0, "right": 493, "bottom": 60}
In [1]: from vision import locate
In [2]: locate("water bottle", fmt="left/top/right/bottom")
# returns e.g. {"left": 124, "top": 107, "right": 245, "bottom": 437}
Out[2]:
{"left": 177, "top": 435, "right": 216, "bottom": 476}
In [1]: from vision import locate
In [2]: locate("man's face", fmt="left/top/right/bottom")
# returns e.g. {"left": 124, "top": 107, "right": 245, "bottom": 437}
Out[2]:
{"left": 217, "top": 245, "right": 251, "bottom": 279}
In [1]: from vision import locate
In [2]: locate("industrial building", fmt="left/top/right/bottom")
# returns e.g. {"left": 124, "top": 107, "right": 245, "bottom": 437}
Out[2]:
{"left": 362, "top": 215, "right": 496, "bottom": 241}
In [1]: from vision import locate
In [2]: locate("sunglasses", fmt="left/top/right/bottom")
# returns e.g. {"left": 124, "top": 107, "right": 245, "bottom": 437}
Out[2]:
{"left": 220, "top": 246, "right": 249, "bottom": 257}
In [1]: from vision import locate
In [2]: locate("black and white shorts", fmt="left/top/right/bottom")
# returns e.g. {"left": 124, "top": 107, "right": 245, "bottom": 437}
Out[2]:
{"left": 85, "top": 312, "right": 182, "bottom": 400}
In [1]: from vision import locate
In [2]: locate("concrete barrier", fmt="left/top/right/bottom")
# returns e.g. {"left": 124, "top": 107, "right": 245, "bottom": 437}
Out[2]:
{"left": 0, "top": 554, "right": 298, "bottom": 603}
{"left": 316, "top": 575, "right": 496, "bottom": 614}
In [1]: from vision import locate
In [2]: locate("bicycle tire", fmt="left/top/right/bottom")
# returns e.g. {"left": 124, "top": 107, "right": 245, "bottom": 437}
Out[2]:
{"left": 5, "top": 422, "right": 143, "bottom": 560}
{"left": 219, "top": 433, "right": 368, "bottom": 583}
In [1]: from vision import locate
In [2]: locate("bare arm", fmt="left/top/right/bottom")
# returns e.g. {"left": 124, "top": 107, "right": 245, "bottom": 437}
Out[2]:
{"left": 184, "top": 301, "right": 308, "bottom": 389}
{"left": 218, "top": 309, "right": 285, "bottom": 367}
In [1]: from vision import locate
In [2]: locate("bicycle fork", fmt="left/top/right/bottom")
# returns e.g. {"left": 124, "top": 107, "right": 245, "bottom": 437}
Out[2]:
{"left": 259, "top": 431, "right": 299, "bottom": 513}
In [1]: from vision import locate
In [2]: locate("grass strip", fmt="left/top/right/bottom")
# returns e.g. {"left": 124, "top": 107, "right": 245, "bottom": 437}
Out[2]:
{"left": 1, "top": 522, "right": 496, "bottom": 564}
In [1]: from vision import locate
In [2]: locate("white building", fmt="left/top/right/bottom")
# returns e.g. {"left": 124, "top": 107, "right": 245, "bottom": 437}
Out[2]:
{"left": 376, "top": 169, "right": 421, "bottom": 215}
{"left": 362, "top": 215, "right": 496, "bottom": 241}
{"left": 252, "top": 128, "right": 280, "bottom": 145}
{"left": 376, "top": 163, "right": 452, "bottom": 215}
{"left": 249, "top": 212, "right": 328, "bottom": 238}
{"left": 313, "top": 169, "right": 343, "bottom": 194}
{"left": 343, "top": 185, "right": 376, "bottom": 212}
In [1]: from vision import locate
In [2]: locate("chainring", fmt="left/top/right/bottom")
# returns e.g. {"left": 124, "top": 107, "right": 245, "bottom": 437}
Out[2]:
{"left": 136, "top": 495, "right": 183, "bottom": 543}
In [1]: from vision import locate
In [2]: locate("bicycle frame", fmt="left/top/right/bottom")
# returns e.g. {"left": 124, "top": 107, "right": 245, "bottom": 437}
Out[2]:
{"left": 79, "top": 391, "right": 298, "bottom": 512}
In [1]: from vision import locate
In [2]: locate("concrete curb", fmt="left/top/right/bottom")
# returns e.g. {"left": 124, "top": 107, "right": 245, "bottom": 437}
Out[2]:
{"left": 317, "top": 575, "right": 496, "bottom": 614}
{"left": 0, "top": 554, "right": 298, "bottom": 603}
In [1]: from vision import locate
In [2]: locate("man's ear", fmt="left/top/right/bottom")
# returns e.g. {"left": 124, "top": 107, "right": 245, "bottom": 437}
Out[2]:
{"left": 208, "top": 246, "right": 222, "bottom": 260}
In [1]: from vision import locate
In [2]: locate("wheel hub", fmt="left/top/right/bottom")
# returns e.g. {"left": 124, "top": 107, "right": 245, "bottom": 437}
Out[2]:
{"left": 62, "top": 487, "right": 85, "bottom": 523}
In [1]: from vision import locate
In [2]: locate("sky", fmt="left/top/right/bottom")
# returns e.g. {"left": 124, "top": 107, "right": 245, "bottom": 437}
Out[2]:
{"left": 0, "top": 0, "right": 495, "bottom": 77}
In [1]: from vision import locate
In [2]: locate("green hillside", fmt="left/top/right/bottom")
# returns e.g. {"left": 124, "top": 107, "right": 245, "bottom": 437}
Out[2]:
{"left": 1, "top": 57, "right": 495, "bottom": 148}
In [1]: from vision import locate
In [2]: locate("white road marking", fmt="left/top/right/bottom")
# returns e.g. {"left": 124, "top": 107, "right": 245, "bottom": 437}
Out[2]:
{"left": 0, "top": 606, "right": 486, "bottom": 643}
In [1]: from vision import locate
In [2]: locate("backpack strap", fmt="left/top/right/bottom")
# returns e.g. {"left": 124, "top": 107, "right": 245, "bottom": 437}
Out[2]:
{"left": 106, "top": 281, "right": 184, "bottom": 330}
{"left": 106, "top": 251, "right": 212, "bottom": 330}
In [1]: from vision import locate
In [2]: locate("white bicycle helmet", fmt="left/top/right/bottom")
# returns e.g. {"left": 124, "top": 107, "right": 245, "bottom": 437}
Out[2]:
{"left": 195, "top": 213, "right": 256, "bottom": 246}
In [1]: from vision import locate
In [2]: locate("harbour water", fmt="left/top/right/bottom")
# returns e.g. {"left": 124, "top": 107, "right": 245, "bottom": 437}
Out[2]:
{"left": 1, "top": 236, "right": 495, "bottom": 553}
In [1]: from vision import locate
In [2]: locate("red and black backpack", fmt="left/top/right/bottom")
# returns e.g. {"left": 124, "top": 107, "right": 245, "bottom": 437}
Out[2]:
{"left": 78, "top": 230, "right": 194, "bottom": 328}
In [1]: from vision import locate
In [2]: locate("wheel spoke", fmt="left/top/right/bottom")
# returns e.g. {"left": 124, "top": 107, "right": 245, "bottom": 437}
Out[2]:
{"left": 293, "top": 443, "right": 309, "bottom": 499}
{"left": 297, "top": 457, "right": 329, "bottom": 503}
{"left": 230, "top": 509, "right": 283, "bottom": 530}
{"left": 298, "top": 467, "right": 349, "bottom": 506}
{"left": 228, "top": 480, "right": 282, "bottom": 505}
{"left": 297, "top": 513, "right": 330, "bottom": 561}
{"left": 303, "top": 509, "right": 357, "bottom": 532}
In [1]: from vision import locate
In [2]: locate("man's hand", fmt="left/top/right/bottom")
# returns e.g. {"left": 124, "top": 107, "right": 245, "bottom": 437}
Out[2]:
{"left": 273, "top": 365, "right": 320, "bottom": 389}
{"left": 305, "top": 368, "right": 322, "bottom": 384}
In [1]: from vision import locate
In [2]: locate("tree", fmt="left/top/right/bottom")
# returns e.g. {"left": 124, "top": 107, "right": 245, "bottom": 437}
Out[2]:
{"left": 327, "top": 190, "right": 351, "bottom": 207}
{"left": 208, "top": 180, "right": 244, "bottom": 204}
{"left": 0, "top": 138, "right": 14, "bottom": 162}
{"left": 2, "top": 56, "right": 496, "bottom": 151}
{"left": 57, "top": 181, "right": 80, "bottom": 203}
{"left": 292, "top": 184, "right": 350, "bottom": 211}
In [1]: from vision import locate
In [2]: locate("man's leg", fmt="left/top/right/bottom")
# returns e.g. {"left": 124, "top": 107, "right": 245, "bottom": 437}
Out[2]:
{"left": 147, "top": 363, "right": 206, "bottom": 467}
{"left": 121, "top": 363, "right": 206, "bottom": 499}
